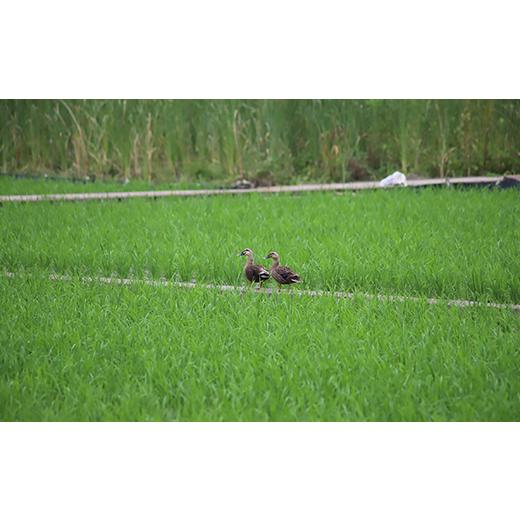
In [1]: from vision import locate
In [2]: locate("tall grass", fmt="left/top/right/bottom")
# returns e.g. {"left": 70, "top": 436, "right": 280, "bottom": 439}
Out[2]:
{"left": 1, "top": 100, "right": 519, "bottom": 184}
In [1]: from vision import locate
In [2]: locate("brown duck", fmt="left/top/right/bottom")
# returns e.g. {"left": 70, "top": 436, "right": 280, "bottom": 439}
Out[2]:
{"left": 265, "top": 251, "right": 301, "bottom": 289}
{"left": 239, "top": 248, "right": 270, "bottom": 288}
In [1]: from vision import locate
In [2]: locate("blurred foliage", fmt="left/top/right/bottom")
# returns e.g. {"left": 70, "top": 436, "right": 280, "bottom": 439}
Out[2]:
{"left": 1, "top": 100, "right": 519, "bottom": 183}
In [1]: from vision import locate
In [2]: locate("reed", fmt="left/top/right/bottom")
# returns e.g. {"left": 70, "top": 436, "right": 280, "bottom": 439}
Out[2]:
{"left": 1, "top": 100, "right": 518, "bottom": 183}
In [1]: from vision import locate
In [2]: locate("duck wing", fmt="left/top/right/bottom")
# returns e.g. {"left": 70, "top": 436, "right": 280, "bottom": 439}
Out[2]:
{"left": 255, "top": 264, "right": 271, "bottom": 281}
{"left": 246, "top": 264, "right": 270, "bottom": 282}
{"left": 275, "top": 265, "right": 301, "bottom": 283}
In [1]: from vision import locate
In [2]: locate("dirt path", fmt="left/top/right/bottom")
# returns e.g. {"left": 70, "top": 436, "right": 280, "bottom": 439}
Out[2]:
{"left": 3, "top": 271, "right": 519, "bottom": 312}
{"left": 1, "top": 176, "right": 513, "bottom": 204}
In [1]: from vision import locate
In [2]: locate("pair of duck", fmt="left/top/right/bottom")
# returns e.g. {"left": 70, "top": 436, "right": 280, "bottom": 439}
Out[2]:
{"left": 239, "top": 248, "right": 301, "bottom": 290}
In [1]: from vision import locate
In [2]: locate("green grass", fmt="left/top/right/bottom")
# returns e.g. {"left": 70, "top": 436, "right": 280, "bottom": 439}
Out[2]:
{"left": 1, "top": 275, "right": 519, "bottom": 421}
{"left": 0, "top": 175, "right": 223, "bottom": 195}
{"left": 2, "top": 188, "right": 519, "bottom": 420}
{"left": 2, "top": 100, "right": 519, "bottom": 183}
{"left": 1, "top": 189, "right": 519, "bottom": 302}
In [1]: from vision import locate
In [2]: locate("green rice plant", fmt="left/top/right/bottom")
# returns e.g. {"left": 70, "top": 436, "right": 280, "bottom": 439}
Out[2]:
{"left": 0, "top": 175, "right": 225, "bottom": 195}
{"left": 1, "top": 189, "right": 518, "bottom": 302}
{"left": 1, "top": 274, "right": 519, "bottom": 421}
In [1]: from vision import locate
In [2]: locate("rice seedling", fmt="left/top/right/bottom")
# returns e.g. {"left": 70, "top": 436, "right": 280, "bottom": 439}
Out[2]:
{"left": 1, "top": 188, "right": 518, "bottom": 302}
{"left": 1, "top": 181, "right": 518, "bottom": 421}
{"left": 0, "top": 175, "right": 219, "bottom": 196}
{"left": 1, "top": 274, "right": 519, "bottom": 421}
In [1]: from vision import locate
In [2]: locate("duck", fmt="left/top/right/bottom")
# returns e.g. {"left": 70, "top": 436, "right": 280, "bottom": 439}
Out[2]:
{"left": 265, "top": 251, "right": 301, "bottom": 290}
{"left": 239, "top": 248, "right": 270, "bottom": 288}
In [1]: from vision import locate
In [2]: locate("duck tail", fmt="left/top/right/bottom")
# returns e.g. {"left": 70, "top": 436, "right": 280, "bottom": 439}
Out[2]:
{"left": 259, "top": 269, "right": 270, "bottom": 281}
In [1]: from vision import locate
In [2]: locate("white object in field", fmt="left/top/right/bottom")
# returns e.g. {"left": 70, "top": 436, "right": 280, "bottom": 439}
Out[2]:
{"left": 379, "top": 171, "right": 407, "bottom": 187}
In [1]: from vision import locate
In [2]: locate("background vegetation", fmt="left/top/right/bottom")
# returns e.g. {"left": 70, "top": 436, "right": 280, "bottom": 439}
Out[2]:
{"left": 1, "top": 100, "right": 519, "bottom": 184}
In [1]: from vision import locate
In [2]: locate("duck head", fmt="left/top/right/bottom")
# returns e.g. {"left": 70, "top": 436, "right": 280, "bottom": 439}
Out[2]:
{"left": 265, "top": 251, "right": 280, "bottom": 261}
{"left": 239, "top": 248, "right": 253, "bottom": 257}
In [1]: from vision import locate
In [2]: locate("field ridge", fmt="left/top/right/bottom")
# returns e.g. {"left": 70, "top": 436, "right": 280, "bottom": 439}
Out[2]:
{"left": 1, "top": 175, "right": 516, "bottom": 203}
{"left": 4, "top": 270, "right": 519, "bottom": 311}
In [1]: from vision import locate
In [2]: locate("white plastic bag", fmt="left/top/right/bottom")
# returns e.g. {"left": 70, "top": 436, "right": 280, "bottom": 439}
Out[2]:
{"left": 379, "top": 171, "right": 407, "bottom": 187}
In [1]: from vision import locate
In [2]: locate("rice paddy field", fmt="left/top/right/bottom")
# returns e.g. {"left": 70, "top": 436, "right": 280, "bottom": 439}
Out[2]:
{"left": 0, "top": 175, "right": 214, "bottom": 195}
{"left": 1, "top": 185, "right": 519, "bottom": 420}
